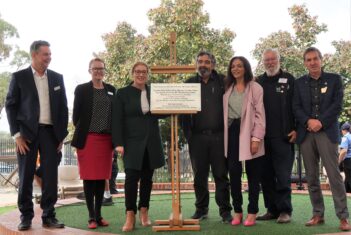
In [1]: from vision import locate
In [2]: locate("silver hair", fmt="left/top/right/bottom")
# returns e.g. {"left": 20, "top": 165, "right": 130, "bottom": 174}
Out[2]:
{"left": 262, "top": 48, "right": 280, "bottom": 61}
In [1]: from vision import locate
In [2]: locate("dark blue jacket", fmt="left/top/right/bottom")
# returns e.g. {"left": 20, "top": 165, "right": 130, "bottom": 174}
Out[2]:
{"left": 5, "top": 66, "right": 68, "bottom": 142}
{"left": 293, "top": 71, "right": 343, "bottom": 144}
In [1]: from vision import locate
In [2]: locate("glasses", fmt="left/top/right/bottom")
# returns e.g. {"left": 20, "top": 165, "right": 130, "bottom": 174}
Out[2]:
{"left": 90, "top": 67, "right": 106, "bottom": 72}
{"left": 134, "top": 70, "right": 148, "bottom": 75}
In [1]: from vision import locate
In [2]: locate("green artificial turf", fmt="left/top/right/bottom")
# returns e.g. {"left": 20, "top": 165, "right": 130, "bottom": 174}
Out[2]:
{"left": 0, "top": 205, "right": 16, "bottom": 215}
{"left": 56, "top": 192, "right": 346, "bottom": 235}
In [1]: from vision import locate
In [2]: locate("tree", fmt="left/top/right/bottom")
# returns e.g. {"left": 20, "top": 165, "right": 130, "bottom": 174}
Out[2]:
{"left": 10, "top": 46, "right": 30, "bottom": 70}
{"left": 0, "top": 15, "right": 30, "bottom": 116}
{"left": 100, "top": 0, "right": 236, "bottom": 148}
{"left": 101, "top": 0, "right": 235, "bottom": 87}
{"left": 101, "top": 22, "right": 146, "bottom": 87}
{"left": 252, "top": 4, "right": 351, "bottom": 122}
{"left": 289, "top": 4, "right": 327, "bottom": 49}
{"left": 0, "top": 72, "right": 11, "bottom": 116}
{"left": 145, "top": 0, "right": 234, "bottom": 74}
{"left": 252, "top": 4, "right": 327, "bottom": 77}
{"left": 324, "top": 40, "right": 351, "bottom": 80}
{"left": 324, "top": 40, "right": 351, "bottom": 122}
{"left": 0, "top": 14, "right": 19, "bottom": 62}
{"left": 252, "top": 30, "right": 304, "bottom": 76}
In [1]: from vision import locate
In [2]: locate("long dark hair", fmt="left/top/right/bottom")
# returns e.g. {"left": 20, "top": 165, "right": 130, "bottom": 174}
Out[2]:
{"left": 225, "top": 56, "right": 253, "bottom": 90}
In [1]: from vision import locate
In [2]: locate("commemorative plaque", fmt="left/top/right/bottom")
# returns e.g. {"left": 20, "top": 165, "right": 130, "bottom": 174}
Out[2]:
{"left": 150, "top": 83, "right": 201, "bottom": 114}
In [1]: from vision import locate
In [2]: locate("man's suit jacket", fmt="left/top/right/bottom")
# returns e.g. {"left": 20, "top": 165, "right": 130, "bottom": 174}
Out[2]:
{"left": 71, "top": 81, "right": 116, "bottom": 149}
{"left": 5, "top": 66, "right": 68, "bottom": 142}
{"left": 293, "top": 72, "right": 343, "bottom": 144}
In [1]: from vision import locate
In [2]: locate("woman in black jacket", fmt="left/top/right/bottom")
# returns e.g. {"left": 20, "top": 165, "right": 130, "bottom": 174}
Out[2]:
{"left": 112, "top": 62, "right": 164, "bottom": 232}
{"left": 71, "top": 58, "right": 115, "bottom": 229}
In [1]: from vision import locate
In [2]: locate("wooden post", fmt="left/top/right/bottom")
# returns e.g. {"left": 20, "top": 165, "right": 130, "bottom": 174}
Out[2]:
{"left": 151, "top": 32, "right": 200, "bottom": 231}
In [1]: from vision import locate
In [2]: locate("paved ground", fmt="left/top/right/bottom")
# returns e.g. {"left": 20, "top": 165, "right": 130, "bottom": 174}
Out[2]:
{"left": 0, "top": 186, "right": 18, "bottom": 207}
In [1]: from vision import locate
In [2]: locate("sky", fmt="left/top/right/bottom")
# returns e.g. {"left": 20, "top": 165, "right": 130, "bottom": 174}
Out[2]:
{"left": 0, "top": 0, "right": 350, "bottom": 132}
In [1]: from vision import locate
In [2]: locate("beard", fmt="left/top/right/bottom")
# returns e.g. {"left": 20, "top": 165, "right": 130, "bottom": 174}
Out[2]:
{"left": 198, "top": 67, "right": 211, "bottom": 78}
{"left": 265, "top": 65, "right": 280, "bottom": 77}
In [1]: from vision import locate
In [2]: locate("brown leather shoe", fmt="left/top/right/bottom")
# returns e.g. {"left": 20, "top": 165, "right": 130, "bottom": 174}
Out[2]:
{"left": 305, "top": 216, "right": 324, "bottom": 226}
{"left": 340, "top": 219, "right": 351, "bottom": 231}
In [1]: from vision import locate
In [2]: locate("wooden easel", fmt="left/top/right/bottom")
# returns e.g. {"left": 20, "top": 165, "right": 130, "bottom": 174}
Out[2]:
{"left": 150, "top": 32, "right": 200, "bottom": 231}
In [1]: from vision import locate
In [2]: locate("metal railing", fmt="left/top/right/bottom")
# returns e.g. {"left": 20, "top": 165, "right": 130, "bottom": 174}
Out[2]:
{"left": 62, "top": 143, "right": 77, "bottom": 165}
{"left": 0, "top": 138, "right": 323, "bottom": 186}
{"left": 0, "top": 138, "right": 17, "bottom": 174}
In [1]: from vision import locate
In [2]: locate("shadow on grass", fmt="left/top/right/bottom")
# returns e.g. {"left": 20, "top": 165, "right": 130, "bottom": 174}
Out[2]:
{"left": 56, "top": 192, "right": 346, "bottom": 235}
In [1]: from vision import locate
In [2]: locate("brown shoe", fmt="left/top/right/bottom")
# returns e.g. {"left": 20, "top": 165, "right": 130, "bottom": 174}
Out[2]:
{"left": 139, "top": 207, "right": 152, "bottom": 226}
{"left": 305, "top": 216, "right": 324, "bottom": 226}
{"left": 256, "top": 211, "right": 278, "bottom": 220}
{"left": 122, "top": 211, "right": 135, "bottom": 232}
{"left": 277, "top": 213, "right": 291, "bottom": 223}
{"left": 340, "top": 219, "right": 351, "bottom": 231}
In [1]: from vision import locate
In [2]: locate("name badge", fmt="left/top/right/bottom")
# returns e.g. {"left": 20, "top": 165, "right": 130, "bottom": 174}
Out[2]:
{"left": 108, "top": 91, "right": 114, "bottom": 96}
{"left": 321, "top": 87, "right": 327, "bottom": 93}
{"left": 278, "top": 78, "right": 287, "bottom": 83}
{"left": 54, "top": 86, "right": 61, "bottom": 91}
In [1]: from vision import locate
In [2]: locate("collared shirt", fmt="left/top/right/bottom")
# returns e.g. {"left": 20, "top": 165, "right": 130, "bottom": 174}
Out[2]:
{"left": 309, "top": 76, "right": 321, "bottom": 119}
{"left": 340, "top": 132, "right": 351, "bottom": 159}
{"left": 193, "top": 73, "right": 224, "bottom": 133}
{"left": 32, "top": 66, "right": 52, "bottom": 125}
{"left": 141, "top": 89, "right": 150, "bottom": 114}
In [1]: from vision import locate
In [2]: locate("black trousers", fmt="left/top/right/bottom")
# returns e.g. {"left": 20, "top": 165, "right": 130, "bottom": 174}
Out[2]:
{"left": 260, "top": 137, "right": 294, "bottom": 215}
{"left": 227, "top": 119, "right": 263, "bottom": 214}
{"left": 109, "top": 153, "right": 119, "bottom": 192}
{"left": 343, "top": 158, "right": 351, "bottom": 193}
{"left": 188, "top": 132, "right": 232, "bottom": 216}
{"left": 124, "top": 150, "right": 154, "bottom": 214}
{"left": 17, "top": 126, "right": 60, "bottom": 222}
{"left": 35, "top": 151, "right": 62, "bottom": 177}
{"left": 83, "top": 180, "right": 105, "bottom": 221}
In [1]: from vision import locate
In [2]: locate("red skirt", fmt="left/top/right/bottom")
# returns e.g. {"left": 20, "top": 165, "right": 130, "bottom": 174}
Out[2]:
{"left": 77, "top": 133, "right": 113, "bottom": 180}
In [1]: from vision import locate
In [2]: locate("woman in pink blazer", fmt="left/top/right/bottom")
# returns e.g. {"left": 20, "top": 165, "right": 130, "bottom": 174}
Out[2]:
{"left": 223, "top": 56, "right": 265, "bottom": 227}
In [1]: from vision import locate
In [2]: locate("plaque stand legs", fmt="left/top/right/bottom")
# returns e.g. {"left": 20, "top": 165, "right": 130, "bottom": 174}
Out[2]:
{"left": 152, "top": 115, "right": 200, "bottom": 231}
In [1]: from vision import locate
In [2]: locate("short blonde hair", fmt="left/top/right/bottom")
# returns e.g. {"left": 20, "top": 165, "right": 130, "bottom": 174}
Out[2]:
{"left": 131, "top": 61, "right": 149, "bottom": 74}
{"left": 89, "top": 58, "right": 105, "bottom": 68}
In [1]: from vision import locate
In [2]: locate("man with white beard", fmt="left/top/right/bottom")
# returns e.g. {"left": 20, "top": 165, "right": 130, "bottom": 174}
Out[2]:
{"left": 256, "top": 48, "right": 296, "bottom": 223}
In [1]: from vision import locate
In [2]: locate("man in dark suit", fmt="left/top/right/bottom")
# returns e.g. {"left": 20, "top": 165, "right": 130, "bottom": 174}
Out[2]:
{"left": 5, "top": 40, "right": 68, "bottom": 231}
{"left": 293, "top": 47, "right": 351, "bottom": 231}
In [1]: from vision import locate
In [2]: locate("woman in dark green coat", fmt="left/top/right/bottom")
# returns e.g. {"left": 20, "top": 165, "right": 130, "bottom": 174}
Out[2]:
{"left": 112, "top": 62, "right": 165, "bottom": 232}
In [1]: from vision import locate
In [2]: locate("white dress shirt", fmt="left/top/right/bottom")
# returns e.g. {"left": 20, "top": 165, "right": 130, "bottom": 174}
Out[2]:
{"left": 141, "top": 89, "right": 150, "bottom": 114}
{"left": 32, "top": 66, "right": 52, "bottom": 125}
